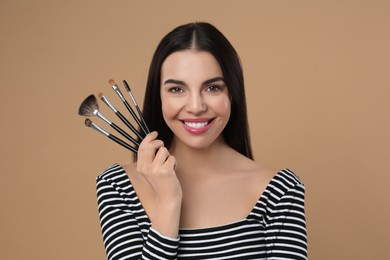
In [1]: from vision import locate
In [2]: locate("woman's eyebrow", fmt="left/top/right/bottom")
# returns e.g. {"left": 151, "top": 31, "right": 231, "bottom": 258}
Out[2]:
{"left": 203, "top": 76, "right": 225, "bottom": 85}
{"left": 163, "top": 79, "right": 185, "bottom": 85}
{"left": 163, "top": 76, "right": 225, "bottom": 86}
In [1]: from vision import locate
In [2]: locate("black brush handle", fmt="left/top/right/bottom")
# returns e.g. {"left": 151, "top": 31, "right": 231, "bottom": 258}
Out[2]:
{"left": 123, "top": 100, "right": 149, "bottom": 135}
{"left": 135, "top": 105, "right": 150, "bottom": 134}
{"left": 108, "top": 134, "right": 138, "bottom": 154}
{"left": 114, "top": 110, "right": 143, "bottom": 140}
{"left": 122, "top": 80, "right": 150, "bottom": 134}
{"left": 110, "top": 122, "right": 140, "bottom": 146}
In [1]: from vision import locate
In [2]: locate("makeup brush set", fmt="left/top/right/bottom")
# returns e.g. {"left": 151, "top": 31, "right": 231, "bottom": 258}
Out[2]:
{"left": 78, "top": 79, "right": 150, "bottom": 154}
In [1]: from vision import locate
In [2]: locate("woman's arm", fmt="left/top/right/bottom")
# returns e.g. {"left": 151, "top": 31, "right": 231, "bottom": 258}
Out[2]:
{"left": 135, "top": 131, "right": 182, "bottom": 238}
{"left": 96, "top": 175, "right": 180, "bottom": 260}
{"left": 96, "top": 131, "right": 182, "bottom": 259}
{"left": 265, "top": 181, "right": 308, "bottom": 260}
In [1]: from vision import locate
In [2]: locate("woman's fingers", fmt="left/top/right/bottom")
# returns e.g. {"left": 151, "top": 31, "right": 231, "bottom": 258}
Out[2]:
{"left": 164, "top": 155, "right": 177, "bottom": 171}
{"left": 137, "top": 132, "right": 176, "bottom": 176}
{"left": 135, "top": 132, "right": 181, "bottom": 207}
{"left": 153, "top": 147, "right": 170, "bottom": 167}
{"left": 139, "top": 132, "right": 164, "bottom": 153}
{"left": 137, "top": 132, "right": 164, "bottom": 170}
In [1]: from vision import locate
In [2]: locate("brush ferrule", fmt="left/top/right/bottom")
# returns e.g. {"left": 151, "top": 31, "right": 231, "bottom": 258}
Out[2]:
{"left": 96, "top": 112, "right": 112, "bottom": 125}
{"left": 123, "top": 80, "right": 138, "bottom": 105}
{"left": 112, "top": 85, "right": 126, "bottom": 102}
{"left": 100, "top": 95, "right": 118, "bottom": 112}
{"left": 128, "top": 92, "right": 138, "bottom": 106}
{"left": 90, "top": 122, "right": 109, "bottom": 137}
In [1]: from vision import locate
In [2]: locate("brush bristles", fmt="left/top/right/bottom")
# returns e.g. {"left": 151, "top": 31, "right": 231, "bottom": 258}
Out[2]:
{"left": 123, "top": 80, "right": 131, "bottom": 92}
{"left": 85, "top": 118, "right": 92, "bottom": 127}
{"left": 108, "top": 79, "right": 116, "bottom": 86}
{"left": 78, "top": 94, "right": 99, "bottom": 116}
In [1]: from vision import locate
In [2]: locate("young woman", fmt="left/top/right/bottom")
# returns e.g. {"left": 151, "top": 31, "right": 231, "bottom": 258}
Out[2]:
{"left": 96, "top": 22, "right": 307, "bottom": 259}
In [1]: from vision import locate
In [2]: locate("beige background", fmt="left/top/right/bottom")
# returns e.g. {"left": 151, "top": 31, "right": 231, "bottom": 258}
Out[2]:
{"left": 1, "top": 0, "right": 389, "bottom": 259}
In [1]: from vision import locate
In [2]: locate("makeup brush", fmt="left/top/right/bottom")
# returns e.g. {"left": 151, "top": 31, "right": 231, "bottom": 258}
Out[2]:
{"left": 109, "top": 79, "right": 149, "bottom": 135}
{"left": 84, "top": 118, "right": 137, "bottom": 153}
{"left": 78, "top": 94, "right": 140, "bottom": 146}
{"left": 98, "top": 92, "right": 143, "bottom": 140}
{"left": 122, "top": 80, "right": 150, "bottom": 134}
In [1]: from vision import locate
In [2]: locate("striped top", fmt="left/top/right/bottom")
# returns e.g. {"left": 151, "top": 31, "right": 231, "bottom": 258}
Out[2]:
{"left": 96, "top": 164, "right": 307, "bottom": 260}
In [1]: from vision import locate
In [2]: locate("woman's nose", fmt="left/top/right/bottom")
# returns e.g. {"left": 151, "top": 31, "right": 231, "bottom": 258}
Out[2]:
{"left": 186, "top": 93, "right": 206, "bottom": 114}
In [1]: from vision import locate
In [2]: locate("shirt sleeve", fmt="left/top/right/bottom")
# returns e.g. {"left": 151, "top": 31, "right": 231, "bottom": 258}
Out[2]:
{"left": 265, "top": 182, "right": 308, "bottom": 260}
{"left": 96, "top": 175, "right": 180, "bottom": 260}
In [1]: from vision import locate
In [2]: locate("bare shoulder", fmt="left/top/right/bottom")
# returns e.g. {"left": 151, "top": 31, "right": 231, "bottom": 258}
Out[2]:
{"left": 122, "top": 161, "right": 138, "bottom": 180}
{"left": 225, "top": 148, "right": 277, "bottom": 183}
{"left": 122, "top": 161, "right": 148, "bottom": 190}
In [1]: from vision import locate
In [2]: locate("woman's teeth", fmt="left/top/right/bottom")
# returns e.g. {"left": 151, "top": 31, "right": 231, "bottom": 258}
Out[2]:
{"left": 184, "top": 121, "right": 208, "bottom": 128}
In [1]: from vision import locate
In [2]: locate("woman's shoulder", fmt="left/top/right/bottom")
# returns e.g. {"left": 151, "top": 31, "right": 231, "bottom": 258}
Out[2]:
{"left": 225, "top": 149, "right": 276, "bottom": 181}
{"left": 96, "top": 162, "right": 137, "bottom": 189}
{"left": 97, "top": 163, "right": 125, "bottom": 179}
{"left": 259, "top": 168, "right": 305, "bottom": 210}
{"left": 228, "top": 149, "right": 304, "bottom": 187}
{"left": 226, "top": 150, "right": 305, "bottom": 199}
{"left": 267, "top": 167, "right": 305, "bottom": 195}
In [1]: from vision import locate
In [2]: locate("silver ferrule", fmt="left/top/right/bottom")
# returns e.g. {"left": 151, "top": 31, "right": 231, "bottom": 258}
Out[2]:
{"left": 96, "top": 111, "right": 112, "bottom": 125}
{"left": 100, "top": 95, "right": 118, "bottom": 112}
{"left": 128, "top": 91, "right": 138, "bottom": 106}
{"left": 112, "top": 85, "right": 126, "bottom": 102}
{"left": 90, "top": 121, "right": 109, "bottom": 137}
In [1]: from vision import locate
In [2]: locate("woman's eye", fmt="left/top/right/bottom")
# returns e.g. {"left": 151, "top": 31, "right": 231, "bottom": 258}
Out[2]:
{"left": 169, "top": 87, "right": 183, "bottom": 93}
{"left": 206, "top": 84, "right": 222, "bottom": 92}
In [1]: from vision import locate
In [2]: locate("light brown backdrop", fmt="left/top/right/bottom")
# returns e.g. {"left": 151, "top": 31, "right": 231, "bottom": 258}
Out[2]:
{"left": 0, "top": 0, "right": 389, "bottom": 259}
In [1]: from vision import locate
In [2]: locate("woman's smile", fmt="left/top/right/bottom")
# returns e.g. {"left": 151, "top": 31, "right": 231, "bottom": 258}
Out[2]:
{"left": 180, "top": 117, "right": 215, "bottom": 135}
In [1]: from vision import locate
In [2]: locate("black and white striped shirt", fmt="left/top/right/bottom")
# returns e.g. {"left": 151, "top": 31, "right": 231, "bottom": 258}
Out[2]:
{"left": 96, "top": 164, "right": 307, "bottom": 259}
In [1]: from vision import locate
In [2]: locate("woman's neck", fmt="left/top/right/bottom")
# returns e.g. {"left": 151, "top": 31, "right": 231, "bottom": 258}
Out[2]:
{"left": 169, "top": 136, "right": 232, "bottom": 177}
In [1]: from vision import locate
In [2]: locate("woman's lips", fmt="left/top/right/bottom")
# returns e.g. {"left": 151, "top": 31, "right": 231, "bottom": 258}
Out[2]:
{"left": 180, "top": 118, "right": 215, "bottom": 135}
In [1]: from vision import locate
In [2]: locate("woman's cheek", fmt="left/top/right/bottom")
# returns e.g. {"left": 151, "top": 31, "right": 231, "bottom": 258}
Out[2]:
{"left": 162, "top": 97, "right": 180, "bottom": 119}
{"left": 215, "top": 96, "right": 231, "bottom": 116}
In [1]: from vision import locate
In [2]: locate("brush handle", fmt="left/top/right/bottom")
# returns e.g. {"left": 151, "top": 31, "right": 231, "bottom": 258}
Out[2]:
{"left": 108, "top": 134, "right": 138, "bottom": 154}
{"left": 123, "top": 100, "right": 149, "bottom": 135}
{"left": 99, "top": 94, "right": 142, "bottom": 141}
{"left": 96, "top": 112, "right": 139, "bottom": 146}
{"left": 135, "top": 105, "right": 150, "bottom": 133}
{"left": 110, "top": 122, "right": 140, "bottom": 146}
{"left": 115, "top": 110, "right": 144, "bottom": 140}
{"left": 123, "top": 79, "right": 151, "bottom": 134}
{"left": 86, "top": 119, "right": 137, "bottom": 154}
{"left": 112, "top": 83, "right": 148, "bottom": 136}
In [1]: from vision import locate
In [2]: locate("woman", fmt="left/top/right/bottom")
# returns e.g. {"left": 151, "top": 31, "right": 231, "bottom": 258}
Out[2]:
{"left": 96, "top": 22, "right": 307, "bottom": 259}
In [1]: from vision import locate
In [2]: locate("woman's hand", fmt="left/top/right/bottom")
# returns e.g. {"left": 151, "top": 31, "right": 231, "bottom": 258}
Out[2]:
{"left": 136, "top": 131, "right": 182, "bottom": 237}
{"left": 137, "top": 131, "right": 182, "bottom": 202}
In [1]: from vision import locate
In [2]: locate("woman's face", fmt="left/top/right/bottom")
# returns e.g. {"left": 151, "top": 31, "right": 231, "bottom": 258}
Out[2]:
{"left": 160, "top": 50, "right": 231, "bottom": 150}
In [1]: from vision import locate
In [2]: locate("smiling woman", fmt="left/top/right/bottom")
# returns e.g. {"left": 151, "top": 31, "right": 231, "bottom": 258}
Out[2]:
{"left": 95, "top": 22, "right": 307, "bottom": 259}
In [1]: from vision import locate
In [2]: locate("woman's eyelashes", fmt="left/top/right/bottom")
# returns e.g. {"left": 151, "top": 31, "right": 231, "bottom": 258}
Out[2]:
{"left": 168, "top": 86, "right": 184, "bottom": 93}
{"left": 205, "top": 83, "right": 224, "bottom": 92}
{"left": 166, "top": 83, "right": 225, "bottom": 94}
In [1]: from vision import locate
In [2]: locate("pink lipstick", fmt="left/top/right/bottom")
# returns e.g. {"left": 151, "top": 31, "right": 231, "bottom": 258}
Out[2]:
{"left": 180, "top": 118, "right": 215, "bottom": 135}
